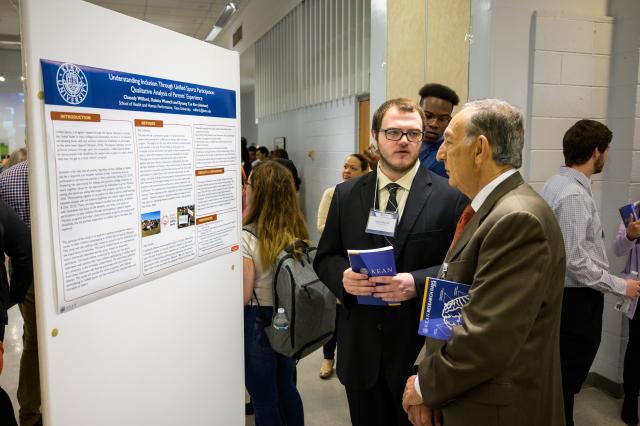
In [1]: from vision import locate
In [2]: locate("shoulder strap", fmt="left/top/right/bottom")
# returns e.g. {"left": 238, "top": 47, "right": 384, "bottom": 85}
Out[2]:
{"left": 271, "top": 249, "right": 291, "bottom": 312}
{"left": 252, "top": 289, "right": 262, "bottom": 308}
{"left": 242, "top": 223, "right": 256, "bottom": 237}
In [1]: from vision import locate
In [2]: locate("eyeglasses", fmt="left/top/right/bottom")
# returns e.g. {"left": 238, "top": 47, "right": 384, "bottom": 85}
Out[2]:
{"left": 424, "top": 111, "right": 452, "bottom": 125}
{"left": 379, "top": 128, "right": 424, "bottom": 143}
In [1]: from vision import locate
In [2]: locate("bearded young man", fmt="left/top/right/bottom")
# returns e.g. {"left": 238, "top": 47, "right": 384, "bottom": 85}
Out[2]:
{"left": 313, "top": 98, "right": 467, "bottom": 426}
{"left": 542, "top": 119, "right": 640, "bottom": 426}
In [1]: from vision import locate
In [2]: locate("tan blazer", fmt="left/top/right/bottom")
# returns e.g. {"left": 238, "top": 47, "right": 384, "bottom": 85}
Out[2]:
{"left": 417, "top": 172, "right": 566, "bottom": 426}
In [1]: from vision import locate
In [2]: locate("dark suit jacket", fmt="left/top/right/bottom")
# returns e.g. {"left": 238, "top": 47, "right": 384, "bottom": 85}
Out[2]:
{"left": 314, "top": 166, "right": 467, "bottom": 392}
{"left": 418, "top": 172, "right": 566, "bottom": 426}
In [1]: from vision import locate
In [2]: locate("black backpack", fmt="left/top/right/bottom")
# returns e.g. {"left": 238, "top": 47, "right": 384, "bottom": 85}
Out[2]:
{"left": 244, "top": 225, "right": 336, "bottom": 360}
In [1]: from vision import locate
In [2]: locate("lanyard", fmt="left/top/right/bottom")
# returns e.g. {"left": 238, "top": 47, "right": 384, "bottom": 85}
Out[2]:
{"left": 366, "top": 177, "right": 399, "bottom": 239}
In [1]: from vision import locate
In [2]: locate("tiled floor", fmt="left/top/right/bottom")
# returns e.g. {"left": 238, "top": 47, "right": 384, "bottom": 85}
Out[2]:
{"left": 0, "top": 304, "right": 635, "bottom": 425}
{"left": 246, "top": 348, "right": 351, "bottom": 426}
{"left": 246, "top": 350, "right": 632, "bottom": 426}
{"left": 252, "top": 347, "right": 635, "bottom": 425}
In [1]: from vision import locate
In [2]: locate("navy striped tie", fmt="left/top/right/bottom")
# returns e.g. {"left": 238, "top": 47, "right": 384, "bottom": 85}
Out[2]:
{"left": 385, "top": 183, "right": 400, "bottom": 213}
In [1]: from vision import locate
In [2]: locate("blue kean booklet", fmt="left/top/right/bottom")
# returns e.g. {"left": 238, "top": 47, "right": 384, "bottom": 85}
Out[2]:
{"left": 419, "top": 277, "right": 471, "bottom": 340}
{"left": 347, "top": 246, "right": 399, "bottom": 306}
{"left": 620, "top": 202, "right": 640, "bottom": 227}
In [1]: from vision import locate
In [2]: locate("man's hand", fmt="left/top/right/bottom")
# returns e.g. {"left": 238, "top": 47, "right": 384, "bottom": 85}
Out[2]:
{"left": 403, "top": 375, "right": 424, "bottom": 411}
{"left": 627, "top": 214, "right": 640, "bottom": 241}
{"left": 0, "top": 341, "right": 4, "bottom": 375}
{"left": 403, "top": 375, "right": 441, "bottom": 426}
{"left": 370, "top": 272, "right": 417, "bottom": 303}
{"left": 343, "top": 268, "right": 375, "bottom": 296}
{"left": 407, "top": 405, "right": 442, "bottom": 426}
{"left": 625, "top": 279, "right": 640, "bottom": 299}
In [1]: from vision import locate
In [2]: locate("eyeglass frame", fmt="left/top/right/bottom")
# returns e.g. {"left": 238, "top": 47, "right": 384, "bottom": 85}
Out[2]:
{"left": 378, "top": 128, "right": 425, "bottom": 143}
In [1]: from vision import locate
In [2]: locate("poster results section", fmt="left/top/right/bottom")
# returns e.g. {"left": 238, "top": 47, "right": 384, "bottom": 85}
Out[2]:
{"left": 136, "top": 120, "right": 196, "bottom": 275}
{"left": 41, "top": 59, "right": 239, "bottom": 312}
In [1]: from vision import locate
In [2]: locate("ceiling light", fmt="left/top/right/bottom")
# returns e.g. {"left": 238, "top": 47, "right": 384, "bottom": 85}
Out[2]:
{"left": 0, "top": 75, "right": 6, "bottom": 83}
{"left": 205, "top": 2, "right": 238, "bottom": 42}
{"left": 215, "top": 2, "right": 237, "bottom": 27}
{"left": 205, "top": 27, "right": 223, "bottom": 42}
{"left": 20, "top": 76, "right": 25, "bottom": 81}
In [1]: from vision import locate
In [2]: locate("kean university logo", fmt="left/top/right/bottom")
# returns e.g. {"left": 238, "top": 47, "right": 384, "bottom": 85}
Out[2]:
{"left": 56, "top": 63, "right": 88, "bottom": 105}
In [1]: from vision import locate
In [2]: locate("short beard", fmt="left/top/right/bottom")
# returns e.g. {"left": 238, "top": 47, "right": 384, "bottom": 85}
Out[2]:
{"left": 593, "top": 156, "right": 605, "bottom": 174}
{"left": 378, "top": 150, "right": 418, "bottom": 176}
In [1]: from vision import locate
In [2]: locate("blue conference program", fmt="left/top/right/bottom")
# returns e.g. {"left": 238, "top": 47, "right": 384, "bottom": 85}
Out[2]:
{"left": 419, "top": 277, "right": 470, "bottom": 340}
{"left": 347, "top": 246, "right": 398, "bottom": 306}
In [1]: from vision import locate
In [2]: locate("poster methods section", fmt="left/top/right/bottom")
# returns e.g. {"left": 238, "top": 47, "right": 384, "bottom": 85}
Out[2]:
{"left": 42, "top": 59, "right": 239, "bottom": 313}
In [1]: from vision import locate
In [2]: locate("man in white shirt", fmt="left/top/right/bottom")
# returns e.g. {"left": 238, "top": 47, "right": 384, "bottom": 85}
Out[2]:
{"left": 402, "top": 99, "right": 566, "bottom": 426}
{"left": 541, "top": 119, "right": 640, "bottom": 426}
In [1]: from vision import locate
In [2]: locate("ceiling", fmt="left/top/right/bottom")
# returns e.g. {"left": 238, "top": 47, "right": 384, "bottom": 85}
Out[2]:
{"left": 0, "top": 0, "right": 240, "bottom": 40}
{"left": 85, "top": 0, "right": 236, "bottom": 40}
{"left": 0, "top": 0, "right": 20, "bottom": 38}
{"left": 0, "top": 0, "right": 262, "bottom": 91}
{"left": 0, "top": 0, "right": 307, "bottom": 94}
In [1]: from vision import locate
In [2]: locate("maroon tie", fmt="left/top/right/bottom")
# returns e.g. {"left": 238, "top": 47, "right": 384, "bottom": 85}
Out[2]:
{"left": 450, "top": 205, "right": 475, "bottom": 248}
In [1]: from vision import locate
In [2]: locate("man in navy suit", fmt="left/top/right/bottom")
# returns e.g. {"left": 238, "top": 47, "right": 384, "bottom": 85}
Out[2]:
{"left": 314, "top": 98, "right": 467, "bottom": 426}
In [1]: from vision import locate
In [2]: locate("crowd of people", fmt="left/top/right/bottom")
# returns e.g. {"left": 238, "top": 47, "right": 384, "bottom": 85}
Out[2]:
{"left": 0, "top": 80, "right": 638, "bottom": 426}
{"left": 241, "top": 82, "right": 640, "bottom": 426}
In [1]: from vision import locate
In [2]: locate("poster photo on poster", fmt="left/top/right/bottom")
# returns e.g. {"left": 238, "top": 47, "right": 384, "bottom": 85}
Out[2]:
{"left": 40, "top": 59, "right": 240, "bottom": 313}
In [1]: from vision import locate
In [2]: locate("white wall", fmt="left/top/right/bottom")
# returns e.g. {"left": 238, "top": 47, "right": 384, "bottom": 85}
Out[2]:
{"left": 253, "top": 0, "right": 370, "bottom": 119}
{"left": 527, "top": 11, "right": 625, "bottom": 382}
{"left": 527, "top": 12, "right": 612, "bottom": 189}
{"left": 0, "top": 49, "right": 23, "bottom": 93}
{"left": 240, "top": 90, "right": 258, "bottom": 145}
{"left": 604, "top": 0, "right": 640, "bottom": 385}
{"left": 471, "top": 0, "right": 608, "bottom": 108}
{"left": 632, "top": 60, "right": 640, "bottom": 201}
{"left": 258, "top": 97, "right": 358, "bottom": 243}
{"left": 472, "top": 0, "right": 640, "bottom": 384}
{"left": 469, "top": 0, "right": 610, "bottom": 178}
{"left": 0, "top": 49, "right": 26, "bottom": 151}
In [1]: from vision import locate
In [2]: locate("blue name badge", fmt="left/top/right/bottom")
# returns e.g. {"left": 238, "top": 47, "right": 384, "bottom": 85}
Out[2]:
{"left": 365, "top": 209, "right": 398, "bottom": 237}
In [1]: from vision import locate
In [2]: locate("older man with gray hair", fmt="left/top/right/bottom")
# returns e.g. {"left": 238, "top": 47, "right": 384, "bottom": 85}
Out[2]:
{"left": 402, "top": 99, "right": 566, "bottom": 426}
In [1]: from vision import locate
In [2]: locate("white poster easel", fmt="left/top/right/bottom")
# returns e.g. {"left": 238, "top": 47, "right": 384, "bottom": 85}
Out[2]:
{"left": 21, "top": 0, "right": 244, "bottom": 424}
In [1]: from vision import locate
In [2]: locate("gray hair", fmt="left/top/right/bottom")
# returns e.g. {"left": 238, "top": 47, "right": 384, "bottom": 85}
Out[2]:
{"left": 463, "top": 99, "right": 524, "bottom": 168}
{"left": 7, "top": 147, "right": 27, "bottom": 169}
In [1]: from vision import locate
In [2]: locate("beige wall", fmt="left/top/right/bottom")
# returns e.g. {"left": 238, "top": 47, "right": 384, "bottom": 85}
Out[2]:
{"left": 387, "top": 0, "right": 426, "bottom": 100}
{"left": 426, "top": 0, "right": 470, "bottom": 108}
{"left": 387, "top": 0, "right": 470, "bottom": 107}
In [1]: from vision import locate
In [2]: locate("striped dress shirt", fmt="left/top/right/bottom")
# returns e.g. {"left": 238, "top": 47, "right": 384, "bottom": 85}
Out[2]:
{"left": 541, "top": 166, "right": 626, "bottom": 295}
{"left": 0, "top": 160, "right": 30, "bottom": 227}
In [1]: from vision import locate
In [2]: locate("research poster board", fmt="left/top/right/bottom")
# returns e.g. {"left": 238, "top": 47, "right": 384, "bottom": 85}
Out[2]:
{"left": 21, "top": 0, "right": 244, "bottom": 424}
{"left": 41, "top": 60, "right": 239, "bottom": 313}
